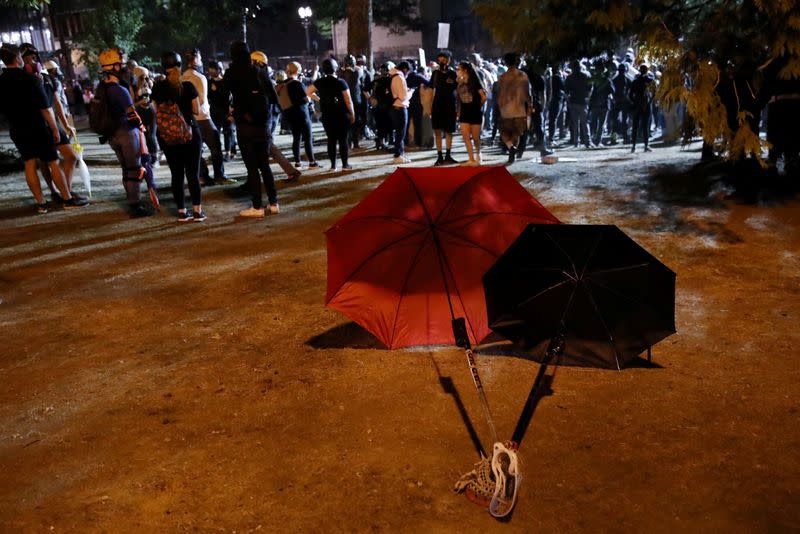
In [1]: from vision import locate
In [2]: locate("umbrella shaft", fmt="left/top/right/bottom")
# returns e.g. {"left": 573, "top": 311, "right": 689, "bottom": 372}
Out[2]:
{"left": 466, "top": 349, "right": 499, "bottom": 444}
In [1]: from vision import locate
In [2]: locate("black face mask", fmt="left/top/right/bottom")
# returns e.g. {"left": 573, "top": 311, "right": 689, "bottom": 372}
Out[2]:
{"left": 439, "top": 61, "right": 448, "bottom": 70}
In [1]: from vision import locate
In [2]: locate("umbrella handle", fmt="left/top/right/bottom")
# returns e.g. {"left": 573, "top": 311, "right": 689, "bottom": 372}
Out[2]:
{"left": 466, "top": 348, "right": 499, "bottom": 444}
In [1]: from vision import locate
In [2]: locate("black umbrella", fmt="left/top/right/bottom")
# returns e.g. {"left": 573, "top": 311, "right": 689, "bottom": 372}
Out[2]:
{"left": 483, "top": 224, "right": 676, "bottom": 369}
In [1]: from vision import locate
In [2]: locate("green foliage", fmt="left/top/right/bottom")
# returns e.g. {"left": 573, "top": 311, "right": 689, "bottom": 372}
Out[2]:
{"left": 137, "top": 0, "right": 209, "bottom": 61}
{"left": 475, "top": 0, "right": 800, "bottom": 163}
{"left": 0, "top": 0, "right": 48, "bottom": 8}
{"left": 73, "top": 0, "right": 144, "bottom": 78}
{"left": 313, "top": 0, "right": 421, "bottom": 31}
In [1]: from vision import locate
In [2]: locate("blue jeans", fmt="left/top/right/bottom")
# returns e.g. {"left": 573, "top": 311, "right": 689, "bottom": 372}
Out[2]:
{"left": 108, "top": 127, "right": 143, "bottom": 206}
{"left": 391, "top": 107, "right": 408, "bottom": 157}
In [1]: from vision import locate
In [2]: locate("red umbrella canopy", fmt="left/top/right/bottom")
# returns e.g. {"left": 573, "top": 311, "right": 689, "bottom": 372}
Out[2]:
{"left": 325, "top": 166, "right": 559, "bottom": 349}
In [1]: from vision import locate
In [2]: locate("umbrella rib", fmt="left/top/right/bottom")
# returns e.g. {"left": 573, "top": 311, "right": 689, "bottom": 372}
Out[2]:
{"left": 515, "top": 277, "right": 575, "bottom": 310}
{"left": 543, "top": 231, "right": 580, "bottom": 280}
{"left": 434, "top": 227, "right": 500, "bottom": 258}
{"left": 585, "top": 276, "right": 653, "bottom": 311}
{"left": 388, "top": 232, "right": 434, "bottom": 348}
{"left": 589, "top": 263, "right": 650, "bottom": 276}
{"left": 583, "top": 283, "right": 624, "bottom": 370}
{"left": 439, "top": 210, "right": 556, "bottom": 228}
{"left": 327, "top": 215, "right": 426, "bottom": 230}
{"left": 326, "top": 227, "right": 430, "bottom": 304}
{"left": 433, "top": 168, "right": 497, "bottom": 225}
{"left": 401, "top": 168, "right": 435, "bottom": 225}
{"left": 579, "top": 232, "right": 603, "bottom": 280}
{"left": 436, "top": 235, "right": 481, "bottom": 344}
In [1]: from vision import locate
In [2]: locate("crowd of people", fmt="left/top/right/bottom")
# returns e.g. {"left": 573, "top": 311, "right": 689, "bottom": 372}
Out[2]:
{"left": 0, "top": 41, "right": 695, "bottom": 219}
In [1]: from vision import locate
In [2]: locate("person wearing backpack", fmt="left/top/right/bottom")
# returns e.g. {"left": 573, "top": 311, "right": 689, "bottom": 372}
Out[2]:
{"left": 306, "top": 58, "right": 356, "bottom": 171}
{"left": 92, "top": 47, "right": 150, "bottom": 217}
{"left": 339, "top": 55, "right": 363, "bottom": 150}
{"left": 152, "top": 51, "right": 206, "bottom": 222}
{"left": 224, "top": 41, "right": 280, "bottom": 217}
{"left": 283, "top": 61, "right": 318, "bottom": 168}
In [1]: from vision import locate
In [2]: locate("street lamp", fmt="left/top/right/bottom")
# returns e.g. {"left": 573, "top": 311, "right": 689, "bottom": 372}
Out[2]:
{"left": 298, "top": 6, "right": 312, "bottom": 55}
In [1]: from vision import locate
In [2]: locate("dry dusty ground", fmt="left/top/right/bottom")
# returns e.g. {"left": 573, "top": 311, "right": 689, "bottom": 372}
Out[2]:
{"left": 0, "top": 129, "right": 799, "bottom": 532}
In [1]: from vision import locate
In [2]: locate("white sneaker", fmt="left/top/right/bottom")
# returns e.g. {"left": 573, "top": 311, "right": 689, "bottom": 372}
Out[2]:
{"left": 268, "top": 203, "right": 280, "bottom": 214}
{"left": 393, "top": 155, "right": 411, "bottom": 164}
{"left": 240, "top": 207, "right": 265, "bottom": 218}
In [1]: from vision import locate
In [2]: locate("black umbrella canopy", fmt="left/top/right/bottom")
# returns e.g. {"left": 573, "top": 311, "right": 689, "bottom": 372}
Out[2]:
{"left": 483, "top": 224, "right": 676, "bottom": 369}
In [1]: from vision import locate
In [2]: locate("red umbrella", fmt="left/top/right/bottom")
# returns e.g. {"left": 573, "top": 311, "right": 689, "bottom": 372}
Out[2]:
{"left": 326, "top": 166, "right": 559, "bottom": 349}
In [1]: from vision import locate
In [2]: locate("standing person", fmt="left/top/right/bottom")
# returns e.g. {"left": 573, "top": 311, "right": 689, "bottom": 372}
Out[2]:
{"left": 547, "top": 63, "right": 566, "bottom": 145}
{"left": 496, "top": 52, "right": 532, "bottom": 165}
{"left": 306, "top": 58, "right": 355, "bottom": 171}
{"left": 339, "top": 55, "right": 363, "bottom": 149}
{"left": 41, "top": 60, "right": 81, "bottom": 202}
{"left": 369, "top": 62, "right": 395, "bottom": 151}
{"left": 564, "top": 59, "right": 592, "bottom": 148}
{"left": 588, "top": 63, "right": 615, "bottom": 147}
{"left": 390, "top": 61, "right": 413, "bottom": 164}
{"left": 182, "top": 48, "right": 229, "bottom": 185}
{"left": 0, "top": 45, "right": 88, "bottom": 213}
{"left": 608, "top": 62, "right": 632, "bottom": 145}
{"left": 207, "top": 60, "right": 237, "bottom": 161}
{"left": 629, "top": 64, "right": 656, "bottom": 153}
{"left": 251, "top": 51, "right": 300, "bottom": 181}
{"left": 134, "top": 72, "right": 158, "bottom": 165}
{"left": 428, "top": 50, "right": 459, "bottom": 165}
{"left": 91, "top": 47, "right": 151, "bottom": 216}
{"left": 405, "top": 64, "right": 429, "bottom": 148}
{"left": 152, "top": 51, "right": 206, "bottom": 221}
{"left": 355, "top": 54, "right": 373, "bottom": 140}
{"left": 283, "top": 61, "right": 318, "bottom": 168}
{"left": 519, "top": 58, "right": 553, "bottom": 157}
{"left": 456, "top": 61, "right": 487, "bottom": 166}
{"left": 224, "top": 41, "right": 280, "bottom": 217}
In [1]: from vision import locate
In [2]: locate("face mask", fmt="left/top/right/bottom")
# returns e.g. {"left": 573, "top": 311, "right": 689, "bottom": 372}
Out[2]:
{"left": 439, "top": 61, "right": 448, "bottom": 69}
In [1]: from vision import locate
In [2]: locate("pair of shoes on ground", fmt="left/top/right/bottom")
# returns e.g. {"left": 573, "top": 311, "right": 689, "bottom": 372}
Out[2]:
{"left": 129, "top": 203, "right": 153, "bottom": 218}
{"left": 433, "top": 155, "right": 459, "bottom": 166}
{"left": 51, "top": 192, "right": 90, "bottom": 209}
{"left": 177, "top": 210, "right": 207, "bottom": 222}
{"left": 239, "top": 204, "right": 279, "bottom": 218}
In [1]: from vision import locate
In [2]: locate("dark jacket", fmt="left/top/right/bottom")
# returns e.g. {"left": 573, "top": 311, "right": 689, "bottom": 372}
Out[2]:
{"left": 564, "top": 69, "right": 592, "bottom": 106}
{"left": 223, "top": 62, "right": 278, "bottom": 130}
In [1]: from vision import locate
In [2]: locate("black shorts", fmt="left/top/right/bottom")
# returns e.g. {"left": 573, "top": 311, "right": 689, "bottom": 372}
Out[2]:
{"left": 431, "top": 101, "right": 457, "bottom": 133}
{"left": 459, "top": 102, "right": 483, "bottom": 126}
{"left": 55, "top": 126, "right": 70, "bottom": 146}
{"left": 10, "top": 129, "right": 59, "bottom": 162}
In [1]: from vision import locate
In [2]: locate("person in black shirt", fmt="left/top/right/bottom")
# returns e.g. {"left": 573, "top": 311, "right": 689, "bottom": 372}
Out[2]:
{"left": 428, "top": 51, "right": 459, "bottom": 165}
{"left": 306, "top": 58, "right": 356, "bottom": 171}
{"left": 629, "top": 64, "right": 655, "bottom": 153}
{"left": 0, "top": 45, "right": 87, "bottom": 213}
{"left": 207, "top": 60, "right": 238, "bottom": 160}
{"left": 284, "top": 61, "right": 318, "bottom": 168}
{"left": 340, "top": 55, "right": 363, "bottom": 149}
{"left": 224, "top": 41, "right": 280, "bottom": 217}
{"left": 152, "top": 51, "right": 206, "bottom": 221}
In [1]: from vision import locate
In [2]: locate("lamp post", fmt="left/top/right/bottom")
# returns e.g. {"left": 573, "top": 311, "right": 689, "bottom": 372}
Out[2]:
{"left": 298, "top": 6, "right": 312, "bottom": 56}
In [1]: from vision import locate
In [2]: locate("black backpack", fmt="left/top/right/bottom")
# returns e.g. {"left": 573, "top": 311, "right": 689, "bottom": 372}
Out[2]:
{"left": 89, "top": 83, "right": 119, "bottom": 140}
{"left": 374, "top": 74, "right": 397, "bottom": 109}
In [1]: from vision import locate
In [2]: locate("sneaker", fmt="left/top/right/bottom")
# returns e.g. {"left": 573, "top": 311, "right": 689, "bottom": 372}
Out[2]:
{"left": 444, "top": 155, "right": 459, "bottom": 165}
{"left": 294, "top": 161, "right": 302, "bottom": 168}
{"left": 341, "top": 164, "right": 353, "bottom": 170}
{"left": 50, "top": 192, "right": 65, "bottom": 206}
{"left": 63, "top": 196, "right": 89, "bottom": 209}
{"left": 644, "top": 146, "right": 652, "bottom": 152}
{"left": 506, "top": 147, "right": 516, "bottom": 165}
{"left": 192, "top": 210, "right": 207, "bottom": 222}
{"left": 239, "top": 207, "right": 265, "bottom": 218}
{"left": 177, "top": 210, "right": 193, "bottom": 222}
{"left": 36, "top": 202, "right": 49, "bottom": 214}
{"left": 308, "top": 161, "right": 320, "bottom": 168}
{"left": 433, "top": 156, "right": 445, "bottom": 166}
{"left": 393, "top": 155, "right": 410, "bottom": 164}
{"left": 69, "top": 191, "right": 87, "bottom": 202}
{"left": 268, "top": 203, "right": 280, "bottom": 215}
{"left": 540, "top": 148, "right": 554, "bottom": 156}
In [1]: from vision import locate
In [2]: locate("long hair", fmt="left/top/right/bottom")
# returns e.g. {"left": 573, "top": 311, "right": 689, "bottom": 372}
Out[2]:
{"left": 166, "top": 66, "right": 182, "bottom": 96}
{"left": 458, "top": 61, "right": 485, "bottom": 94}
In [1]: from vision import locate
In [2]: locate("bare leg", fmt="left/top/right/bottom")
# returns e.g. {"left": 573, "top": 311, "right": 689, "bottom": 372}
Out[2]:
{"left": 445, "top": 133, "right": 453, "bottom": 151}
{"left": 48, "top": 160, "right": 71, "bottom": 199}
{"left": 57, "top": 144, "right": 77, "bottom": 189}
{"left": 471, "top": 124, "right": 482, "bottom": 162}
{"left": 38, "top": 160, "right": 57, "bottom": 195}
{"left": 434, "top": 129, "right": 443, "bottom": 152}
{"left": 460, "top": 123, "right": 474, "bottom": 161}
{"left": 24, "top": 160, "right": 45, "bottom": 204}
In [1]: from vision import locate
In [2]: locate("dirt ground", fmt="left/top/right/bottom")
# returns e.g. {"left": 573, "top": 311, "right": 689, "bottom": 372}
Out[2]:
{"left": 0, "top": 132, "right": 799, "bottom": 532}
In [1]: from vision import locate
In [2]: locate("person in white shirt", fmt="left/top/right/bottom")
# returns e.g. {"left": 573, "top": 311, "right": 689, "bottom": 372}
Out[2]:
{"left": 181, "top": 48, "right": 229, "bottom": 184}
{"left": 390, "top": 61, "right": 413, "bottom": 164}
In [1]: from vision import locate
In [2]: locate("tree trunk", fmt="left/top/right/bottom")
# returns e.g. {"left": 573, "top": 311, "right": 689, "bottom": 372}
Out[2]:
{"left": 347, "top": 0, "right": 373, "bottom": 71}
